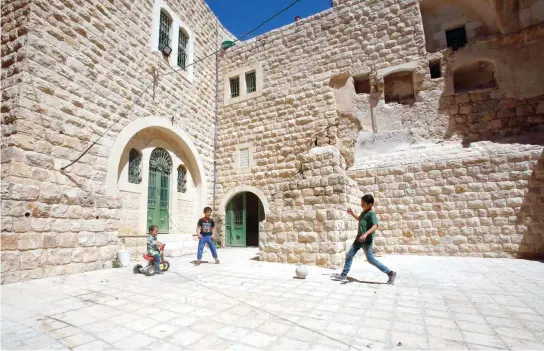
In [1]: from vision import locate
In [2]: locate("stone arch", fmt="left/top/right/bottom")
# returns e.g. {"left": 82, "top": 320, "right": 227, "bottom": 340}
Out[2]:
{"left": 105, "top": 116, "right": 207, "bottom": 205}
{"left": 218, "top": 185, "right": 269, "bottom": 217}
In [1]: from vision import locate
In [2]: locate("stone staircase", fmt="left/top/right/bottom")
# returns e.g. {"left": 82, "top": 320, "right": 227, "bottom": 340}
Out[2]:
{"left": 158, "top": 234, "right": 199, "bottom": 258}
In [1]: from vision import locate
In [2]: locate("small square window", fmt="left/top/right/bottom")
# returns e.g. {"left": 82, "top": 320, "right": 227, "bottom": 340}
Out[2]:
{"left": 446, "top": 26, "right": 467, "bottom": 51}
{"left": 429, "top": 59, "right": 441, "bottom": 79}
{"left": 353, "top": 75, "right": 370, "bottom": 94}
{"left": 239, "top": 148, "right": 249, "bottom": 168}
{"left": 245, "top": 71, "right": 256, "bottom": 93}
{"left": 230, "top": 77, "right": 239, "bottom": 98}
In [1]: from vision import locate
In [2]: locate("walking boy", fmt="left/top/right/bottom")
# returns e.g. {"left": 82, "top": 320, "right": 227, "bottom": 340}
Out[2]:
{"left": 195, "top": 207, "right": 220, "bottom": 265}
{"left": 147, "top": 224, "right": 164, "bottom": 274}
{"left": 333, "top": 194, "right": 397, "bottom": 284}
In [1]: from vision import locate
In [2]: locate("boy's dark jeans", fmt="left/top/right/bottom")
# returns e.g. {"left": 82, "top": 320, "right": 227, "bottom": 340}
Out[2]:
{"left": 153, "top": 254, "right": 161, "bottom": 271}
{"left": 341, "top": 242, "right": 390, "bottom": 276}
{"left": 197, "top": 235, "right": 218, "bottom": 260}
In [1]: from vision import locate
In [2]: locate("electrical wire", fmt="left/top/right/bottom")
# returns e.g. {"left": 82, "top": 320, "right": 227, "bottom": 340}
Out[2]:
{"left": 61, "top": 0, "right": 304, "bottom": 171}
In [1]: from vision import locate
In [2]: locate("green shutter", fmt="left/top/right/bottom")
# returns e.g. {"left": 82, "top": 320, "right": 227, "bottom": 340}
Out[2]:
{"left": 159, "top": 11, "right": 171, "bottom": 50}
{"left": 177, "top": 30, "right": 188, "bottom": 69}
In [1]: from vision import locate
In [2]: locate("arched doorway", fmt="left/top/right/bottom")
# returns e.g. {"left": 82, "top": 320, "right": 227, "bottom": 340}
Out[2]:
{"left": 225, "top": 192, "right": 265, "bottom": 247}
{"left": 146, "top": 148, "right": 172, "bottom": 233}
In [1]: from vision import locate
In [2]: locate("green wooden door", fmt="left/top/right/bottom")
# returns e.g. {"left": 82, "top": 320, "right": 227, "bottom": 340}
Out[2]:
{"left": 226, "top": 193, "right": 246, "bottom": 247}
{"left": 147, "top": 148, "right": 171, "bottom": 234}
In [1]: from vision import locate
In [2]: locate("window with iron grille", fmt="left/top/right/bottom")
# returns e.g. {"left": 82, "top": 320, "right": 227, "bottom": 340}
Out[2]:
{"left": 177, "top": 29, "right": 188, "bottom": 69}
{"left": 159, "top": 11, "right": 172, "bottom": 51}
{"left": 177, "top": 165, "right": 187, "bottom": 193}
{"left": 230, "top": 77, "right": 240, "bottom": 98}
{"left": 245, "top": 71, "right": 256, "bottom": 93}
{"left": 128, "top": 149, "right": 141, "bottom": 184}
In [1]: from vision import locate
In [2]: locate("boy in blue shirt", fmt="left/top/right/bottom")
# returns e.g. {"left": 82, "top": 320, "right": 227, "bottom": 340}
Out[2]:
{"left": 195, "top": 207, "right": 220, "bottom": 265}
{"left": 333, "top": 194, "right": 397, "bottom": 284}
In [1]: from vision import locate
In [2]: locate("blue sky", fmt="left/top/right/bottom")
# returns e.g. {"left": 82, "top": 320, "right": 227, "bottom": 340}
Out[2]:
{"left": 205, "top": 0, "right": 333, "bottom": 40}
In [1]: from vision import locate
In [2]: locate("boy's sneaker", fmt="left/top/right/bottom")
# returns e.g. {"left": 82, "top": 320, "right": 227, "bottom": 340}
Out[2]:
{"left": 387, "top": 271, "right": 397, "bottom": 285}
{"left": 215, "top": 259, "right": 220, "bottom": 264}
{"left": 154, "top": 270, "right": 163, "bottom": 275}
{"left": 332, "top": 273, "right": 347, "bottom": 281}
{"left": 194, "top": 260, "right": 201, "bottom": 266}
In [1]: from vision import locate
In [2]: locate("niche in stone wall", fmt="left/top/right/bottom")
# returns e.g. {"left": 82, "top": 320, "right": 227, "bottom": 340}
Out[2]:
{"left": 429, "top": 59, "right": 442, "bottom": 79}
{"left": 353, "top": 74, "right": 371, "bottom": 94}
{"left": 453, "top": 60, "right": 497, "bottom": 93}
{"left": 384, "top": 71, "right": 415, "bottom": 105}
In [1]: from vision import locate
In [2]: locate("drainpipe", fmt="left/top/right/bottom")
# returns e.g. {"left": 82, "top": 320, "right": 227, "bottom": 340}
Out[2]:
{"left": 212, "top": 20, "right": 219, "bottom": 212}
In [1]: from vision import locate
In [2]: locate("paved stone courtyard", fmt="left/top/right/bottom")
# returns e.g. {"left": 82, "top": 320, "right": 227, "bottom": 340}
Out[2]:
{"left": 1, "top": 248, "right": 544, "bottom": 350}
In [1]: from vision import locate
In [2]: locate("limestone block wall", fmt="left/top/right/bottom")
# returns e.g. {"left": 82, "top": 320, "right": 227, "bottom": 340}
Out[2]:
{"left": 350, "top": 144, "right": 544, "bottom": 258}
{"left": 217, "top": 0, "right": 544, "bottom": 265}
{"left": 0, "top": 0, "right": 230, "bottom": 283}
{"left": 217, "top": 0, "right": 426, "bottom": 211}
{"left": 259, "top": 147, "right": 357, "bottom": 267}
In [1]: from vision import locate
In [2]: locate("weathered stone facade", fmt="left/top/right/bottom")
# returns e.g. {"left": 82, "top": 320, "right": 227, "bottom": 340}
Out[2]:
{"left": 2, "top": 0, "right": 544, "bottom": 283}
{"left": 217, "top": 0, "right": 544, "bottom": 266}
{"left": 1, "top": 0, "right": 232, "bottom": 283}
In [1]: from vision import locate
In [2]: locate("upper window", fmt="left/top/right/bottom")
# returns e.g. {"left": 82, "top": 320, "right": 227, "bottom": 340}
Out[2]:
{"left": 245, "top": 71, "right": 256, "bottom": 93}
{"left": 128, "top": 149, "right": 141, "bottom": 184}
{"left": 224, "top": 64, "right": 262, "bottom": 106}
{"left": 152, "top": 2, "right": 195, "bottom": 82}
{"left": 159, "top": 10, "right": 172, "bottom": 51}
{"left": 178, "top": 29, "right": 188, "bottom": 70}
{"left": 230, "top": 77, "right": 240, "bottom": 98}
{"left": 446, "top": 26, "right": 467, "bottom": 51}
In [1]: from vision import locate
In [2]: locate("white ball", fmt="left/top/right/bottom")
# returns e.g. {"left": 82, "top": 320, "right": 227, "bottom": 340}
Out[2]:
{"left": 295, "top": 265, "right": 308, "bottom": 279}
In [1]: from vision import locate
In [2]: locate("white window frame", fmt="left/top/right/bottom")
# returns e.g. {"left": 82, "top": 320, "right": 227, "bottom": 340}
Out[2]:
{"left": 224, "top": 63, "right": 263, "bottom": 106}
{"left": 151, "top": 0, "right": 195, "bottom": 83}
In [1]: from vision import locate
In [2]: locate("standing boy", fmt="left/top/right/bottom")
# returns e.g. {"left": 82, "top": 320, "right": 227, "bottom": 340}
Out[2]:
{"left": 195, "top": 207, "right": 220, "bottom": 265}
{"left": 147, "top": 224, "right": 164, "bottom": 274}
{"left": 333, "top": 194, "right": 397, "bottom": 284}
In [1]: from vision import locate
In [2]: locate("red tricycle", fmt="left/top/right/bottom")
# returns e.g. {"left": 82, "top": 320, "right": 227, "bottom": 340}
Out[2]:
{"left": 133, "top": 243, "right": 170, "bottom": 276}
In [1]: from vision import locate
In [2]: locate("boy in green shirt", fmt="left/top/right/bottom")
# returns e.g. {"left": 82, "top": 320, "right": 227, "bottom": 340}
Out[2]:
{"left": 333, "top": 194, "right": 397, "bottom": 284}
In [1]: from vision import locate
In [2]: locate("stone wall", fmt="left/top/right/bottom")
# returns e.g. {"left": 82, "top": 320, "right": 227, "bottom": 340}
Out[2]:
{"left": 217, "top": 0, "right": 544, "bottom": 266}
{"left": 1, "top": 0, "right": 230, "bottom": 283}
{"left": 350, "top": 144, "right": 544, "bottom": 258}
{"left": 259, "top": 147, "right": 360, "bottom": 267}
{"left": 217, "top": 0, "right": 425, "bottom": 205}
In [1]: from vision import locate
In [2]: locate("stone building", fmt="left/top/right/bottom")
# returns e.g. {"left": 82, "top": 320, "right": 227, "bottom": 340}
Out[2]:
{"left": 1, "top": 0, "right": 233, "bottom": 283}
{"left": 216, "top": 0, "right": 544, "bottom": 265}
{"left": 1, "top": 0, "right": 544, "bottom": 283}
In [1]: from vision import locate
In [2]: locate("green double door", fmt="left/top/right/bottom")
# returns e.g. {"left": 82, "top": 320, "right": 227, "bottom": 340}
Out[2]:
{"left": 147, "top": 148, "right": 171, "bottom": 233}
{"left": 226, "top": 193, "right": 246, "bottom": 247}
{"left": 225, "top": 192, "right": 265, "bottom": 247}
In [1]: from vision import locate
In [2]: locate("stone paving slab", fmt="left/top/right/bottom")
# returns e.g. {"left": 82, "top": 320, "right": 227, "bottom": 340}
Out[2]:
{"left": 1, "top": 248, "right": 544, "bottom": 350}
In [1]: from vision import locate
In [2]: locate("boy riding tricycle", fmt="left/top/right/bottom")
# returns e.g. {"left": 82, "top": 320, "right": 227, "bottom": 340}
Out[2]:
{"left": 133, "top": 225, "right": 170, "bottom": 276}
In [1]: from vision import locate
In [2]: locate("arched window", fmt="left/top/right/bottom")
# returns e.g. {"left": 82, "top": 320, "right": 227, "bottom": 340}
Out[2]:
{"left": 178, "top": 29, "right": 188, "bottom": 70}
{"left": 159, "top": 10, "right": 172, "bottom": 51}
{"left": 177, "top": 165, "right": 187, "bottom": 193}
{"left": 128, "top": 149, "right": 141, "bottom": 184}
